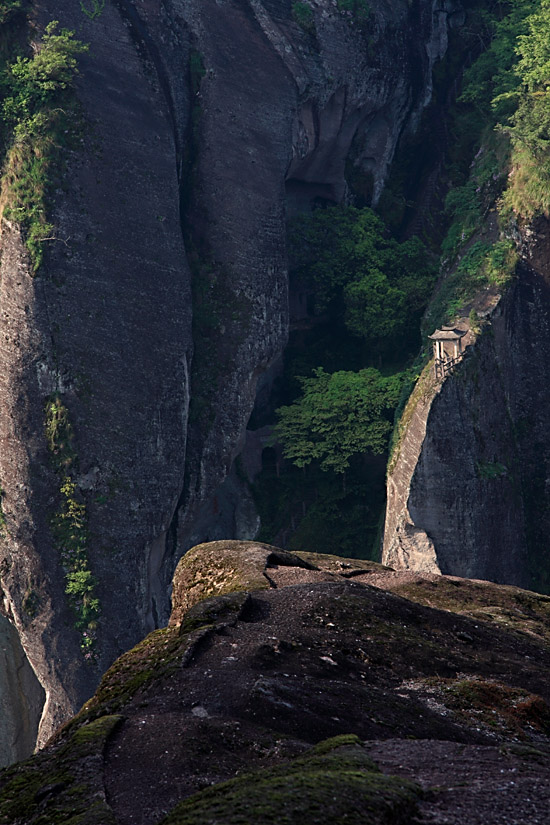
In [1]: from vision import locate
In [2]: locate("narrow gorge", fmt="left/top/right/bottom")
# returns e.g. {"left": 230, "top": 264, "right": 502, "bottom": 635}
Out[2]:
{"left": 0, "top": 0, "right": 461, "bottom": 762}
{"left": 1, "top": 0, "right": 550, "bottom": 781}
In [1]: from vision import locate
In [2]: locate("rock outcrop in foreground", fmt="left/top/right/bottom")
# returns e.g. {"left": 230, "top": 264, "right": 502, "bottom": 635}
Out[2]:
{"left": 2, "top": 541, "right": 550, "bottom": 824}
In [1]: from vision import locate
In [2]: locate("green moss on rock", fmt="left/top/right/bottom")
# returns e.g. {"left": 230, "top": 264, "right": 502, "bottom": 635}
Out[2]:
{"left": 177, "top": 590, "right": 251, "bottom": 636}
{"left": 294, "top": 551, "right": 389, "bottom": 576}
{"left": 159, "top": 741, "right": 420, "bottom": 825}
{"left": 69, "top": 590, "right": 251, "bottom": 728}
{"left": 444, "top": 678, "right": 550, "bottom": 737}
{"left": 388, "top": 576, "right": 550, "bottom": 645}
{"left": 308, "top": 734, "right": 364, "bottom": 756}
{"left": 75, "top": 627, "right": 193, "bottom": 719}
{"left": 169, "top": 540, "right": 394, "bottom": 629}
{"left": 170, "top": 540, "right": 316, "bottom": 626}
{"left": 0, "top": 715, "right": 121, "bottom": 824}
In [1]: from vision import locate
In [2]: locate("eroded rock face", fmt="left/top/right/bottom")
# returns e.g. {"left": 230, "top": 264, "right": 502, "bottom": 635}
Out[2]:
{"left": 0, "top": 0, "right": 192, "bottom": 747}
{"left": 0, "top": 0, "right": 458, "bottom": 752}
{"left": 172, "top": 0, "right": 460, "bottom": 547}
{"left": 169, "top": 539, "right": 317, "bottom": 623}
{"left": 384, "top": 233, "right": 550, "bottom": 591}
{"left": 0, "top": 615, "right": 44, "bottom": 768}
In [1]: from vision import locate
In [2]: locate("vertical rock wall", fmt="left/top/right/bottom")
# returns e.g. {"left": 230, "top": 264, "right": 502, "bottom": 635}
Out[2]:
{"left": 170, "top": 0, "right": 460, "bottom": 548}
{"left": 0, "top": 615, "right": 44, "bottom": 768}
{"left": 384, "top": 230, "right": 550, "bottom": 592}
{"left": 0, "top": 0, "right": 193, "bottom": 746}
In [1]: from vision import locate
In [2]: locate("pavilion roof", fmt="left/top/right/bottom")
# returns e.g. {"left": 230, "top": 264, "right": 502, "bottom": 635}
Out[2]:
{"left": 428, "top": 326, "right": 467, "bottom": 341}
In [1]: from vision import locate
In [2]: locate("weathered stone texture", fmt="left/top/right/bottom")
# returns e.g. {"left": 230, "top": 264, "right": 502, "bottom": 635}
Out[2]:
{"left": 4, "top": 541, "right": 550, "bottom": 825}
{"left": 1, "top": 0, "right": 192, "bottom": 748}
{"left": 384, "top": 367, "right": 442, "bottom": 575}
{"left": 0, "top": 615, "right": 44, "bottom": 768}
{"left": 384, "top": 242, "right": 550, "bottom": 590}
{"left": 171, "top": 0, "right": 460, "bottom": 545}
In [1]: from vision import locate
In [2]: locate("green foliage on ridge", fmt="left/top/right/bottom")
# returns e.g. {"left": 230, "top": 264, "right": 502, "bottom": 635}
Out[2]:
{"left": 500, "top": 0, "right": 550, "bottom": 216}
{"left": 424, "top": 237, "right": 518, "bottom": 334}
{"left": 45, "top": 394, "right": 99, "bottom": 659}
{"left": 0, "top": 21, "right": 87, "bottom": 270}
{"left": 452, "top": 0, "right": 550, "bottom": 220}
{"left": 419, "top": 0, "right": 537, "bottom": 331}
{"left": 460, "top": 0, "right": 536, "bottom": 124}
{"left": 440, "top": 140, "right": 508, "bottom": 262}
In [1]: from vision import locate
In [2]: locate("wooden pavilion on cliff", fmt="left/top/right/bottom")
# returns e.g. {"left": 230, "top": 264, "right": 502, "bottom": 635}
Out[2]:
{"left": 429, "top": 326, "right": 467, "bottom": 380}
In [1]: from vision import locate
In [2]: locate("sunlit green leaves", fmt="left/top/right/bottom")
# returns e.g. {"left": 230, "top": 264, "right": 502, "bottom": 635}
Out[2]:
{"left": 344, "top": 270, "right": 405, "bottom": 341}
{"left": 0, "top": 21, "right": 87, "bottom": 269}
{"left": 275, "top": 367, "right": 403, "bottom": 474}
{"left": 2, "top": 21, "right": 88, "bottom": 123}
{"left": 0, "top": 0, "right": 24, "bottom": 24}
{"left": 461, "top": 0, "right": 536, "bottom": 121}
{"left": 80, "top": 0, "right": 105, "bottom": 20}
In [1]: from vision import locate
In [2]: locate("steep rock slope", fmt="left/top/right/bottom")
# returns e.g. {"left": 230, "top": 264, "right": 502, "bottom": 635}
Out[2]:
{"left": 0, "top": 0, "right": 458, "bottom": 754}
{"left": 1, "top": 541, "right": 550, "bottom": 824}
{"left": 0, "top": 0, "right": 193, "bottom": 752}
{"left": 383, "top": 220, "right": 550, "bottom": 593}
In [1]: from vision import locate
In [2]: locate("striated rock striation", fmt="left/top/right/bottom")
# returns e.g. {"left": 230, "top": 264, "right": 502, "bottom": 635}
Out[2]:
{"left": 0, "top": 0, "right": 193, "bottom": 753}
{"left": 169, "top": 0, "right": 462, "bottom": 547}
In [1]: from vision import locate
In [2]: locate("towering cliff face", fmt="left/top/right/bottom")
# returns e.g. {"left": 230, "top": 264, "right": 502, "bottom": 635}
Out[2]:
{"left": 384, "top": 218, "right": 550, "bottom": 592}
{"left": 0, "top": 616, "right": 44, "bottom": 768}
{"left": 0, "top": 0, "right": 193, "bottom": 750}
{"left": 0, "top": 0, "right": 458, "bottom": 757}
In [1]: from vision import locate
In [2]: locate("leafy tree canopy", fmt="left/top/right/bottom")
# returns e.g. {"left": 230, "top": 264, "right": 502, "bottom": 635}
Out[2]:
{"left": 0, "top": 0, "right": 25, "bottom": 24}
{"left": 478, "top": 0, "right": 550, "bottom": 216}
{"left": 274, "top": 367, "right": 403, "bottom": 474}
{"left": 289, "top": 206, "right": 436, "bottom": 349}
{"left": 2, "top": 21, "right": 88, "bottom": 129}
{"left": 460, "top": 0, "right": 536, "bottom": 121}
{"left": 0, "top": 21, "right": 88, "bottom": 269}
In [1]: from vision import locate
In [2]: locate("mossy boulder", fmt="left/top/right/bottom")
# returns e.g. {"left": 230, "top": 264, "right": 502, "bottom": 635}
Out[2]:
{"left": 385, "top": 575, "right": 550, "bottom": 645}
{"left": 169, "top": 540, "right": 317, "bottom": 625}
{"left": 0, "top": 715, "right": 121, "bottom": 825}
{"left": 159, "top": 738, "right": 421, "bottom": 825}
{"left": 3, "top": 542, "right": 550, "bottom": 824}
{"left": 169, "top": 539, "right": 389, "bottom": 627}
